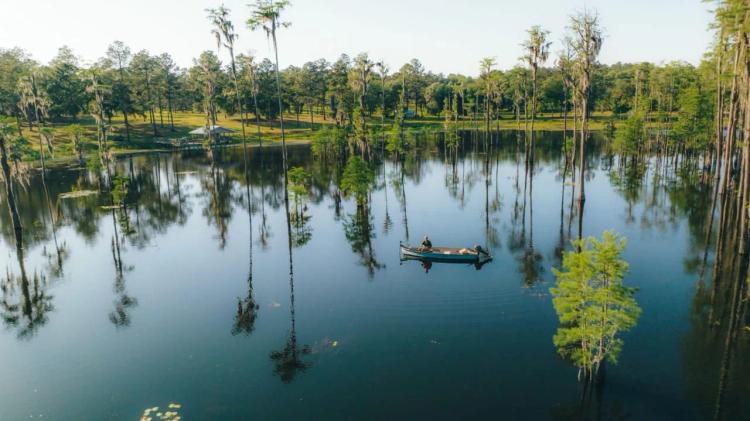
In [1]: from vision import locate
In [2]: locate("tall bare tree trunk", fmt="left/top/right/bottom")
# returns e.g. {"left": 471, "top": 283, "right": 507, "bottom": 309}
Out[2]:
{"left": 228, "top": 47, "right": 248, "bottom": 155}
{"left": 578, "top": 95, "right": 587, "bottom": 206}
{"left": 720, "top": 36, "right": 743, "bottom": 197}
{"left": 739, "top": 33, "right": 750, "bottom": 254}
{"left": 0, "top": 133, "right": 22, "bottom": 246}
{"left": 531, "top": 66, "right": 537, "bottom": 133}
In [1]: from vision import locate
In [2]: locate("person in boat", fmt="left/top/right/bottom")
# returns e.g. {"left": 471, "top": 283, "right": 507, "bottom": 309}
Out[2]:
{"left": 419, "top": 235, "right": 433, "bottom": 251}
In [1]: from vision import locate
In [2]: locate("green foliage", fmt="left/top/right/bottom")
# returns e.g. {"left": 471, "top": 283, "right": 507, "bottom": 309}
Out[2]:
{"left": 564, "top": 136, "right": 575, "bottom": 154}
{"left": 111, "top": 176, "right": 130, "bottom": 206}
{"left": 340, "top": 156, "right": 374, "bottom": 206}
{"left": 541, "top": 74, "right": 565, "bottom": 111}
{"left": 386, "top": 132, "right": 407, "bottom": 154}
{"left": 0, "top": 120, "right": 31, "bottom": 184}
{"left": 0, "top": 17, "right": 723, "bottom": 159}
{"left": 11, "top": 136, "right": 36, "bottom": 162}
{"left": 444, "top": 129, "right": 459, "bottom": 151}
{"left": 0, "top": 119, "right": 36, "bottom": 163}
{"left": 351, "top": 105, "right": 365, "bottom": 141}
{"left": 0, "top": 49, "right": 33, "bottom": 117}
{"left": 41, "top": 47, "right": 88, "bottom": 119}
{"left": 613, "top": 113, "right": 645, "bottom": 155}
{"left": 672, "top": 82, "right": 712, "bottom": 149}
{"left": 86, "top": 157, "right": 102, "bottom": 174}
{"left": 550, "top": 230, "right": 641, "bottom": 377}
{"left": 288, "top": 166, "right": 312, "bottom": 246}
{"left": 65, "top": 124, "right": 87, "bottom": 162}
{"left": 312, "top": 126, "right": 346, "bottom": 158}
{"left": 288, "top": 166, "right": 309, "bottom": 202}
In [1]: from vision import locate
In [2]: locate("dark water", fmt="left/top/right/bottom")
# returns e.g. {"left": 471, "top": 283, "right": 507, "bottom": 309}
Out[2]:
{"left": 0, "top": 132, "right": 747, "bottom": 420}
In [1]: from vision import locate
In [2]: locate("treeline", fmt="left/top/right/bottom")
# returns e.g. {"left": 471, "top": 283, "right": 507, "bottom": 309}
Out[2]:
{"left": 0, "top": 32, "right": 712, "bottom": 141}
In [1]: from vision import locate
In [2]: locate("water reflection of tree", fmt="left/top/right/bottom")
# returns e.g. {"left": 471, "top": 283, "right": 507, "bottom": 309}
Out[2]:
{"left": 608, "top": 155, "right": 648, "bottom": 225}
{"left": 509, "top": 134, "right": 525, "bottom": 252}
{"left": 60, "top": 174, "right": 101, "bottom": 244}
{"left": 0, "top": 245, "right": 54, "bottom": 339}
{"left": 341, "top": 156, "right": 383, "bottom": 277}
{"left": 682, "top": 170, "right": 750, "bottom": 419}
{"left": 4, "top": 154, "right": 194, "bottom": 252}
{"left": 288, "top": 167, "right": 313, "bottom": 248}
{"left": 483, "top": 132, "right": 502, "bottom": 250}
{"left": 549, "top": 366, "right": 626, "bottom": 421}
{"left": 555, "top": 134, "right": 572, "bottom": 267}
{"left": 201, "top": 154, "right": 234, "bottom": 249}
{"left": 343, "top": 205, "right": 383, "bottom": 278}
{"left": 270, "top": 255, "right": 312, "bottom": 382}
{"left": 233, "top": 148, "right": 259, "bottom": 336}
{"left": 108, "top": 233, "right": 136, "bottom": 327}
{"left": 390, "top": 158, "right": 410, "bottom": 242}
{"left": 107, "top": 173, "right": 137, "bottom": 328}
{"left": 381, "top": 160, "right": 393, "bottom": 234}
{"left": 271, "top": 154, "right": 312, "bottom": 383}
{"left": 122, "top": 156, "right": 188, "bottom": 247}
{"left": 515, "top": 132, "right": 543, "bottom": 287}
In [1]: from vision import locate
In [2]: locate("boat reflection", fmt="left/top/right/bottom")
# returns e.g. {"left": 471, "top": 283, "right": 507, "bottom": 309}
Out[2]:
{"left": 399, "top": 251, "right": 493, "bottom": 272}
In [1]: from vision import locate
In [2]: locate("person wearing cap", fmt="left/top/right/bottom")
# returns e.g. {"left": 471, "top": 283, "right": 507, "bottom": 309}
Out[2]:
{"left": 419, "top": 235, "right": 432, "bottom": 251}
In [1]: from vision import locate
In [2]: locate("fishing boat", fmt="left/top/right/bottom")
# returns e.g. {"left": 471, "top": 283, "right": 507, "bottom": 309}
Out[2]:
{"left": 399, "top": 243, "right": 492, "bottom": 264}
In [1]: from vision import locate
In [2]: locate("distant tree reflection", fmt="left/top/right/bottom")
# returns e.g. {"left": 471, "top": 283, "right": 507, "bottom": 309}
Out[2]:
{"left": 0, "top": 243, "right": 54, "bottom": 339}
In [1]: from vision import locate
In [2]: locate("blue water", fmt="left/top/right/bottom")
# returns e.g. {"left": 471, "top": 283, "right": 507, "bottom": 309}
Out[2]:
{"left": 0, "top": 134, "right": 744, "bottom": 419}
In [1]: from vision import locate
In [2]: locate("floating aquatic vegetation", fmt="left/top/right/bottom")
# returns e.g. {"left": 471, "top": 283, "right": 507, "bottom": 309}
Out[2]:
{"left": 309, "top": 337, "right": 341, "bottom": 354}
{"left": 140, "top": 403, "right": 182, "bottom": 421}
{"left": 59, "top": 190, "right": 98, "bottom": 199}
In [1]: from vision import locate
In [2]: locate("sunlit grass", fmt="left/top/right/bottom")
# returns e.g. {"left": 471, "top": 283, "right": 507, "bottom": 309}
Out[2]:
{"left": 15, "top": 109, "right": 624, "bottom": 164}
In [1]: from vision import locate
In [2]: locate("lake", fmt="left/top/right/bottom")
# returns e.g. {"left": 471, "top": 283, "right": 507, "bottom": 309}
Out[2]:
{"left": 0, "top": 131, "right": 746, "bottom": 420}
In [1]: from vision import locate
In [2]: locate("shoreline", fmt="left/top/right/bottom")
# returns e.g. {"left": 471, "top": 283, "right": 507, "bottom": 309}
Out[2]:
{"left": 34, "top": 127, "right": 598, "bottom": 168}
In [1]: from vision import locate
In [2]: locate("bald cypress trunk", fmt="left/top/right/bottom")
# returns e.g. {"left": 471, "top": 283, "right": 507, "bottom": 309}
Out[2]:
{"left": 720, "top": 37, "right": 742, "bottom": 198}
{"left": 739, "top": 33, "right": 750, "bottom": 254}
{"left": 578, "top": 95, "right": 587, "bottom": 207}
{"left": 0, "top": 133, "right": 23, "bottom": 246}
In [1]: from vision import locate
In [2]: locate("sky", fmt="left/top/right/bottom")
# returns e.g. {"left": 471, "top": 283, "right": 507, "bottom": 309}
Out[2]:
{"left": 1, "top": 0, "right": 715, "bottom": 76}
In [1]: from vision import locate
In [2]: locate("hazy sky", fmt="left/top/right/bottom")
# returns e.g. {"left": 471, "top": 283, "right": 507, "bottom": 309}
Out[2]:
{"left": 2, "top": 0, "right": 715, "bottom": 75}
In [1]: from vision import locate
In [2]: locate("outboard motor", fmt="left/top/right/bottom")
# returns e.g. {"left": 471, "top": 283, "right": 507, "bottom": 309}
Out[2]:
{"left": 474, "top": 245, "right": 489, "bottom": 256}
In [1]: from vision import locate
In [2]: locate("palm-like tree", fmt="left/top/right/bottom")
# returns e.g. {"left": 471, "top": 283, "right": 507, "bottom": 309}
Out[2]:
{"left": 239, "top": 53, "right": 264, "bottom": 147}
{"left": 247, "top": 0, "right": 291, "bottom": 155}
{"left": 247, "top": 0, "right": 293, "bottom": 250}
{"left": 479, "top": 57, "right": 497, "bottom": 133}
{"left": 207, "top": 5, "right": 248, "bottom": 152}
{"left": 522, "top": 26, "right": 551, "bottom": 133}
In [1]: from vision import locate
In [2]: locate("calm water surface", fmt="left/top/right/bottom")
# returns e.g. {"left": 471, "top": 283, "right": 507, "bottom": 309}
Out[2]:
{"left": 0, "top": 132, "right": 746, "bottom": 420}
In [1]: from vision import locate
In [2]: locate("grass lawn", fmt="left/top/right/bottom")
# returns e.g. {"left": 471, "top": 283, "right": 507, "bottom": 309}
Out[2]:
{"left": 13, "top": 109, "right": 617, "bottom": 163}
